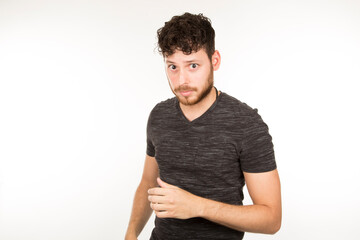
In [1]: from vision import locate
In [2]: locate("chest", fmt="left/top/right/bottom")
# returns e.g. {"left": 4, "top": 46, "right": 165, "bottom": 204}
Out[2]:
{"left": 152, "top": 124, "right": 242, "bottom": 188}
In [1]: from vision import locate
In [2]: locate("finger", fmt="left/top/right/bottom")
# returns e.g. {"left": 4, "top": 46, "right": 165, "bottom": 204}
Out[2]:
{"left": 150, "top": 202, "right": 168, "bottom": 211}
{"left": 148, "top": 195, "right": 166, "bottom": 203}
{"left": 148, "top": 187, "right": 167, "bottom": 196}
{"left": 155, "top": 210, "right": 168, "bottom": 218}
{"left": 157, "top": 177, "right": 177, "bottom": 189}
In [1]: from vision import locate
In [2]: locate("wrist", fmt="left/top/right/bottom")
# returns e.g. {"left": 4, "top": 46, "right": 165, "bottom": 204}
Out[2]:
{"left": 194, "top": 195, "right": 206, "bottom": 218}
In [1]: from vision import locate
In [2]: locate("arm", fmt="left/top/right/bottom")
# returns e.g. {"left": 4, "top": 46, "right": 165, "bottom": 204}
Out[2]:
{"left": 197, "top": 169, "right": 282, "bottom": 234}
{"left": 125, "top": 154, "right": 159, "bottom": 239}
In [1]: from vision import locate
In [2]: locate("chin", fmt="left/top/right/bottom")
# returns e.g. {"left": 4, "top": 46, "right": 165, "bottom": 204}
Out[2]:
{"left": 177, "top": 95, "right": 200, "bottom": 106}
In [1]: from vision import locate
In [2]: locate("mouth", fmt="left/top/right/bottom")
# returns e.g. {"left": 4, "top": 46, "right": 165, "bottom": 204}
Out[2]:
{"left": 179, "top": 90, "right": 193, "bottom": 97}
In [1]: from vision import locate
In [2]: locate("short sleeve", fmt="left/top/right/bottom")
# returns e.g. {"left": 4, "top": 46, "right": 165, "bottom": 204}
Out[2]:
{"left": 146, "top": 138, "right": 155, "bottom": 157}
{"left": 146, "top": 108, "right": 155, "bottom": 157}
{"left": 239, "top": 109, "right": 277, "bottom": 173}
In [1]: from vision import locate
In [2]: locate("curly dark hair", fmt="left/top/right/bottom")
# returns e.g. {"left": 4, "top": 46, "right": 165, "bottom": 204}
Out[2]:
{"left": 157, "top": 12, "right": 215, "bottom": 60}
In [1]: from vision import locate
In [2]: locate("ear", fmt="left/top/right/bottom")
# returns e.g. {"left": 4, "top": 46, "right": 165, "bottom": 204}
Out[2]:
{"left": 211, "top": 50, "right": 221, "bottom": 71}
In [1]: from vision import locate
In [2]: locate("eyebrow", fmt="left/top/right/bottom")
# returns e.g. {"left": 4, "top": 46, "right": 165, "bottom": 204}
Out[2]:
{"left": 165, "top": 59, "right": 199, "bottom": 64}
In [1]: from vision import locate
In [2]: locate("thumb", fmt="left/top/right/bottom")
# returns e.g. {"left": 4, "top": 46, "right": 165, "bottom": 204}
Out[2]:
{"left": 157, "top": 177, "right": 176, "bottom": 189}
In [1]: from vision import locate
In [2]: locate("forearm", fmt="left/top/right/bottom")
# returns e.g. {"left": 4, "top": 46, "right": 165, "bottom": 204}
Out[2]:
{"left": 125, "top": 182, "right": 154, "bottom": 237}
{"left": 197, "top": 197, "right": 281, "bottom": 234}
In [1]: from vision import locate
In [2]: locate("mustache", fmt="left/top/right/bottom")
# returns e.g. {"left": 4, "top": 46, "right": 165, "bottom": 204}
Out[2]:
{"left": 176, "top": 86, "right": 196, "bottom": 92}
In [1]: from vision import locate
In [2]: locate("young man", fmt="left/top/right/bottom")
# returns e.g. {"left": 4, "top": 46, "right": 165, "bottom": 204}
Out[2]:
{"left": 125, "top": 12, "right": 281, "bottom": 240}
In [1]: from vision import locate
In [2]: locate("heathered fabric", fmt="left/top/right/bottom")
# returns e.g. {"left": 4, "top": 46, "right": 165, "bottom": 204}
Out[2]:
{"left": 146, "top": 89, "right": 276, "bottom": 240}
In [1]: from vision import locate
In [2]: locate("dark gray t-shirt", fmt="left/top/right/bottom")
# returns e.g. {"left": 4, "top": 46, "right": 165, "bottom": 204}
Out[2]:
{"left": 146, "top": 90, "right": 276, "bottom": 240}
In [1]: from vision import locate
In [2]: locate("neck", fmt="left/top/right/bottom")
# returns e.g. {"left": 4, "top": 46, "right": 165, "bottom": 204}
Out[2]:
{"left": 179, "top": 87, "right": 219, "bottom": 122}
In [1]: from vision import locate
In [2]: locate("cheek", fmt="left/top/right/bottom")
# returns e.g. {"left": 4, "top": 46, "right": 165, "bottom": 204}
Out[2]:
{"left": 191, "top": 71, "right": 206, "bottom": 84}
{"left": 167, "top": 76, "right": 177, "bottom": 89}
{"left": 167, "top": 73, "right": 178, "bottom": 86}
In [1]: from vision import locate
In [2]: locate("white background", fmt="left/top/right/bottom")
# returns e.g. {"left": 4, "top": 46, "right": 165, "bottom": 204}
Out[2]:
{"left": 1, "top": 0, "right": 359, "bottom": 239}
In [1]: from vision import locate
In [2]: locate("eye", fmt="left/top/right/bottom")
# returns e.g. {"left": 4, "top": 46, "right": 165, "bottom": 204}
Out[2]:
{"left": 168, "top": 64, "right": 176, "bottom": 70}
{"left": 190, "top": 63, "right": 198, "bottom": 69}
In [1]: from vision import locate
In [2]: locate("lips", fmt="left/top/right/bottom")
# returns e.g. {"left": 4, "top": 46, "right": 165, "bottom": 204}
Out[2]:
{"left": 177, "top": 86, "right": 195, "bottom": 97}
{"left": 180, "top": 90, "right": 192, "bottom": 97}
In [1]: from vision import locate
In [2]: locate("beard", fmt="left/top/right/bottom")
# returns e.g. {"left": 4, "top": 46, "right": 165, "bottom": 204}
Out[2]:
{"left": 171, "top": 68, "right": 214, "bottom": 106}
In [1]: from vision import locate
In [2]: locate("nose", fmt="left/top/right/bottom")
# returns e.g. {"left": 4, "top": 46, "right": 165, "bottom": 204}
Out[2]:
{"left": 178, "top": 68, "right": 189, "bottom": 85}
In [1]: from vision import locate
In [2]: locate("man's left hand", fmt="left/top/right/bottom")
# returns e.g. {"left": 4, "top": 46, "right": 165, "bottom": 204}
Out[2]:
{"left": 148, "top": 177, "right": 201, "bottom": 219}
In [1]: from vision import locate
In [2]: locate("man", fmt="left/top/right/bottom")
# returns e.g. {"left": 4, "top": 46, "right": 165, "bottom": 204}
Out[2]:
{"left": 125, "top": 12, "right": 281, "bottom": 240}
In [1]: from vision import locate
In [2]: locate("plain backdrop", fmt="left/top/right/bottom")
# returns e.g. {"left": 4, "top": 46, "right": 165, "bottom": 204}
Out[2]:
{"left": 0, "top": 0, "right": 359, "bottom": 239}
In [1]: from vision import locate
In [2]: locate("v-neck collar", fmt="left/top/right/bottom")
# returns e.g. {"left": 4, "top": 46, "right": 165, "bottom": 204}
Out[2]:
{"left": 175, "top": 88, "right": 223, "bottom": 125}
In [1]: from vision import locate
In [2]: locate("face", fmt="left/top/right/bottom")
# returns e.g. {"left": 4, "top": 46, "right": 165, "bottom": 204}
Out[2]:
{"left": 164, "top": 48, "right": 216, "bottom": 106}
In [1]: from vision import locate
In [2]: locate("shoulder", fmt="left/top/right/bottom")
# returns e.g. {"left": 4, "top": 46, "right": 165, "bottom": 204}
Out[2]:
{"left": 220, "top": 92, "right": 260, "bottom": 119}
{"left": 149, "top": 97, "right": 177, "bottom": 115}
{"left": 147, "top": 97, "right": 177, "bottom": 125}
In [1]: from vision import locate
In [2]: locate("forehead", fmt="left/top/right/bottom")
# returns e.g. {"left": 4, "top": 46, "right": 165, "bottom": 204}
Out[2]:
{"left": 165, "top": 49, "right": 208, "bottom": 63}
